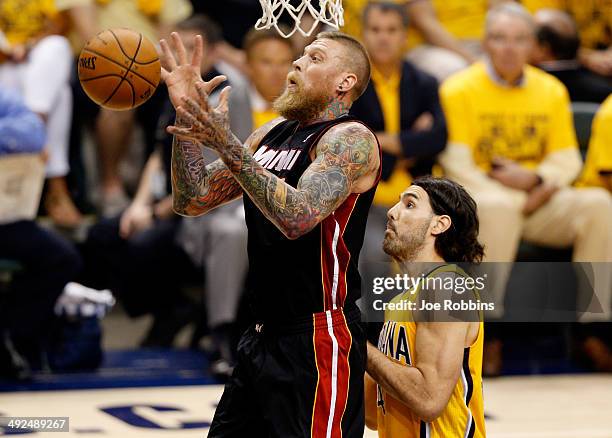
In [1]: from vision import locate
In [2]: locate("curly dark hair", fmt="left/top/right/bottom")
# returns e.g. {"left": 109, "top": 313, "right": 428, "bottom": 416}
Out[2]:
{"left": 412, "top": 176, "right": 485, "bottom": 263}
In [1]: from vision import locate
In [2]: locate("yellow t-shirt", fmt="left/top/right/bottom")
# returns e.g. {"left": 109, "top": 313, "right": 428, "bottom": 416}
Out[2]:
{"left": 370, "top": 67, "right": 413, "bottom": 207}
{"left": 252, "top": 108, "right": 279, "bottom": 130}
{"left": 576, "top": 94, "right": 612, "bottom": 190}
{"left": 522, "top": 0, "right": 612, "bottom": 50}
{"left": 0, "top": 0, "right": 58, "bottom": 45}
{"left": 406, "top": 0, "right": 488, "bottom": 49}
{"left": 440, "top": 62, "right": 578, "bottom": 171}
{"left": 375, "top": 265, "right": 486, "bottom": 438}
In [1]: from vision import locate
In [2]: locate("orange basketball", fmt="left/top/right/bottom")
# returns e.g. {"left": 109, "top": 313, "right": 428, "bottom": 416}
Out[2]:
{"left": 78, "top": 28, "right": 161, "bottom": 111}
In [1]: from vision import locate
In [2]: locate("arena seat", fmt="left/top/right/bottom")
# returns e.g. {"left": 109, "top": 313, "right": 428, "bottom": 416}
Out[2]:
{"left": 571, "top": 101, "right": 600, "bottom": 159}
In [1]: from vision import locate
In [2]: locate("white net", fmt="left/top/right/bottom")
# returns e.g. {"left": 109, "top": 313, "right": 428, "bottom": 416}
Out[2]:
{"left": 256, "top": 0, "right": 344, "bottom": 38}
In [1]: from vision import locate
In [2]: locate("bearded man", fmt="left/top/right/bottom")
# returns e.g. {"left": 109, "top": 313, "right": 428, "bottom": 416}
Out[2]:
{"left": 365, "top": 177, "right": 486, "bottom": 437}
{"left": 159, "top": 30, "right": 381, "bottom": 437}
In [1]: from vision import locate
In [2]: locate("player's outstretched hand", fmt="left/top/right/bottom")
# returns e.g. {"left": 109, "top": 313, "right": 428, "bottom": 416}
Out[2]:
{"left": 160, "top": 32, "right": 226, "bottom": 112}
{"left": 166, "top": 81, "right": 234, "bottom": 153}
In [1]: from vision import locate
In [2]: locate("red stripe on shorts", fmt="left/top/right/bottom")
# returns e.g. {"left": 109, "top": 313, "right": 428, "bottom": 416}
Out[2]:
{"left": 311, "top": 310, "right": 353, "bottom": 438}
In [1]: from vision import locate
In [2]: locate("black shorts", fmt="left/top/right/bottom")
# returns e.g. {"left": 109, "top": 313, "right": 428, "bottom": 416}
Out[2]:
{"left": 209, "top": 307, "right": 366, "bottom": 438}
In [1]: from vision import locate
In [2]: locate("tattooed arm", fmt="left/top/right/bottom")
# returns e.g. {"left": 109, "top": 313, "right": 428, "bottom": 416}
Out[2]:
{"left": 224, "top": 122, "right": 379, "bottom": 239}
{"left": 167, "top": 84, "right": 379, "bottom": 238}
{"left": 171, "top": 117, "right": 282, "bottom": 216}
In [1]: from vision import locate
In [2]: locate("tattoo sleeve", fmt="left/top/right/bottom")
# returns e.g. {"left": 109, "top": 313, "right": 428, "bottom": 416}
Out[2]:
{"left": 221, "top": 123, "right": 377, "bottom": 239}
{"left": 170, "top": 117, "right": 243, "bottom": 216}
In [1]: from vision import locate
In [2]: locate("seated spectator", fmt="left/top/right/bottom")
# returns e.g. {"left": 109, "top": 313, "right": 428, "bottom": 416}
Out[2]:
{"left": 531, "top": 9, "right": 612, "bottom": 103}
{"left": 0, "top": 87, "right": 80, "bottom": 380}
{"left": 82, "top": 144, "right": 194, "bottom": 349}
{"left": 523, "top": 0, "right": 612, "bottom": 77}
{"left": 0, "top": 0, "right": 79, "bottom": 227}
{"left": 576, "top": 94, "right": 612, "bottom": 192}
{"left": 84, "top": 15, "right": 250, "bottom": 377}
{"left": 440, "top": 3, "right": 611, "bottom": 264}
{"left": 242, "top": 27, "right": 294, "bottom": 129}
{"left": 438, "top": 3, "right": 612, "bottom": 373}
{"left": 350, "top": 1, "right": 447, "bottom": 283}
{"left": 172, "top": 15, "right": 253, "bottom": 376}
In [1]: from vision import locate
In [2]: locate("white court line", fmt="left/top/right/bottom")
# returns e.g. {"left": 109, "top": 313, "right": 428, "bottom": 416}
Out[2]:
{"left": 492, "top": 430, "right": 612, "bottom": 438}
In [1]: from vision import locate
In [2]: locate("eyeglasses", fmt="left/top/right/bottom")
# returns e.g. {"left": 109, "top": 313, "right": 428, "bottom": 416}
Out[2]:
{"left": 487, "top": 33, "right": 533, "bottom": 47}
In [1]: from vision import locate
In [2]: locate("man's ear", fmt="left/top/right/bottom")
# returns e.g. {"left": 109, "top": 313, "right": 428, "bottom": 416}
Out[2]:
{"left": 431, "top": 215, "right": 451, "bottom": 236}
{"left": 337, "top": 72, "right": 357, "bottom": 94}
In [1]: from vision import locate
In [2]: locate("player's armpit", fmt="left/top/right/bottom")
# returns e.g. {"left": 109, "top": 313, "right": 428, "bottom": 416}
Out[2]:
{"left": 171, "top": 117, "right": 282, "bottom": 216}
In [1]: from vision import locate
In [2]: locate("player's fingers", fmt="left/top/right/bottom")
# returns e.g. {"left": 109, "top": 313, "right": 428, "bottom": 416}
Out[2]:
{"left": 176, "top": 105, "right": 206, "bottom": 131}
{"left": 200, "top": 75, "right": 226, "bottom": 95}
{"left": 176, "top": 105, "right": 195, "bottom": 123}
{"left": 182, "top": 95, "right": 210, "bottom": 122}
{"left": 192, "top": 34, "right": 204, "bottom": 68}
{"left": 167, "top": 128, "right": 201, "bottom": 146}
{"left": 160, "top": 67, "right": 169, "bottom": 83}
{"left": 159, "top": 39, "right": 177, "bottom": 71}
{"left": 194, "top": 82, "right": 210, "bottom": 109}
{"left": 216, "top": 85, "right": 232, "bottom": 113}
{"left": 170, "top": 32, "right": 188, "bottom": 65}
{"left": 166, "top": 125, "right": 195, "bottom": 138}
{"left": 192, "top": 84, "right": 210, "bottom": 111}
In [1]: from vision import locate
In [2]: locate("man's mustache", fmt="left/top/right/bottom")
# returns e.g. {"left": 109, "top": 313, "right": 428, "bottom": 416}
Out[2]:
{"left": 287, "top": 72, "right": 303, "bottom": 88}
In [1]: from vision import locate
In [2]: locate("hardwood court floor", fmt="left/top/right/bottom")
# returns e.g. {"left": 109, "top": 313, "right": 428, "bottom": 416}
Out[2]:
{"left": 1, "top": 374, "right": 611, "bottom": 437}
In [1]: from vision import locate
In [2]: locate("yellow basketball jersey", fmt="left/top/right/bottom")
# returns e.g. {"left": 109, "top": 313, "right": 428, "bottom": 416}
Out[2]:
{"left": 375, "top": 265, "right": 486, "bottom": 437}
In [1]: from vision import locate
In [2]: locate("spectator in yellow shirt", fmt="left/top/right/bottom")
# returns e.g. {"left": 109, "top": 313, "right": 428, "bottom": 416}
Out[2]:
{"left": 439, "top": 2, "right": 612, "bottom": 376}
{"left": 577, "top": 94, "right": 612, "bottom": 192}
{"left": 440, "top": 3, "right": 611, "bottom": 264}
{"left": 242, "top": 28, "right": 293, "bottom": 130}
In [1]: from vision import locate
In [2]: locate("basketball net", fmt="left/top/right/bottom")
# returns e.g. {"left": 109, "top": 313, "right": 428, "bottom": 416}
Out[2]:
{"left": 256, "top": 0, "right": 344, "bottom": 38}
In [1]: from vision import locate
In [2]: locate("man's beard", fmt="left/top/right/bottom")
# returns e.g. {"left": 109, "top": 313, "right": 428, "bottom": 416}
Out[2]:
{"left": 383, "top": 219, "right": 430, "bottom": 262}
{"left": 273, "top": 84, "right": 329, "bottom": 123}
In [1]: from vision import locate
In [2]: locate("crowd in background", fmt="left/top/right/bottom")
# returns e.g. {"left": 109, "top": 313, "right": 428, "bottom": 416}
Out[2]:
{"left": 1, "top": 0, "right": 611, "bottom": 381}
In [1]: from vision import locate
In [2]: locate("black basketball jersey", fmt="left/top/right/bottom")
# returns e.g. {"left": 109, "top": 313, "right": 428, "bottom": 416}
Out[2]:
{"left": 243, "top": 115, "right": 381, "bottom": 323}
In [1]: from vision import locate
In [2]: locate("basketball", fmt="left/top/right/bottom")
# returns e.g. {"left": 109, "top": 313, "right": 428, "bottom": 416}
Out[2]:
{"left": 78, "top": 28, "right": 161, "bottom": 111}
